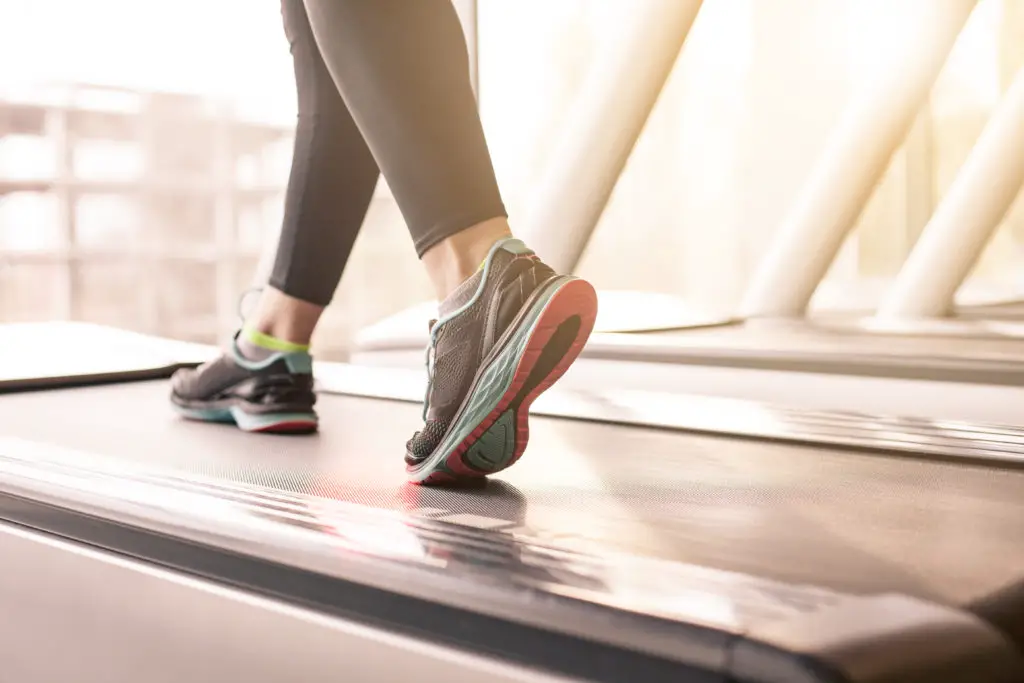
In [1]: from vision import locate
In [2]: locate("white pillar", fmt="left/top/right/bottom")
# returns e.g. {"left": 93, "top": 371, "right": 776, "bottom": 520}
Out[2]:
{"left": 739, "top": 0, "right": 977, "bottom": 318}
{"left": 518, "top": 0, "right": 704, "bottom": 274}
{"left": 877, "top": 63, "right": 1024, "bottom": 319}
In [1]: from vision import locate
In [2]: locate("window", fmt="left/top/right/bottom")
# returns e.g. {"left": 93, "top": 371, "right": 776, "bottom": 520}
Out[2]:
{"left": 816, "top": 0, "right": 1024, "bottom": 311}
{"left": 0, "top": 192, "right": 63, "bottom": 251}
{"left": 0, "top": 262, "right": 66, "bottom": 321}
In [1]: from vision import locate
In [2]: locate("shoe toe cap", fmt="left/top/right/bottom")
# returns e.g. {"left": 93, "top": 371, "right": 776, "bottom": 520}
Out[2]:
{"left": 169, "top": 366, "right": 199, "bottom": 398}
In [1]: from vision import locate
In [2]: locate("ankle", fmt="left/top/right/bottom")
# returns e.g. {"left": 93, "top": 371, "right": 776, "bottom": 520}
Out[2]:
{"left": 242, "top": 287, "right": 323, "bottom": 348}
{"left": 240, "top": 326, "right": 310, "bottom": 353}
{"left": 423, "top": 217, "right": 512, "bottom": 300}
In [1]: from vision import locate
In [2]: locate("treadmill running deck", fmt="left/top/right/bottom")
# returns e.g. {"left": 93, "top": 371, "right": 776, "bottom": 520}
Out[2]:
{"left": 0, "top": 379, "right": 1021, "bottom": 607}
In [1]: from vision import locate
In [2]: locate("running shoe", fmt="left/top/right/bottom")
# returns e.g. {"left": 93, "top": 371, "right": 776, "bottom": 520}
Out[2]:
{"left": 405, "top": 237, "right": 597, "bottom": 485}
{"left": 170, "top": 334, "right": 318, "bottom": 433}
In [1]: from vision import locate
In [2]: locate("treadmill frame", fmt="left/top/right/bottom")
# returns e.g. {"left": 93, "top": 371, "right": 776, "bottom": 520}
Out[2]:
{"left": 0, "top": 433, "right": 1021, "bottom": 682}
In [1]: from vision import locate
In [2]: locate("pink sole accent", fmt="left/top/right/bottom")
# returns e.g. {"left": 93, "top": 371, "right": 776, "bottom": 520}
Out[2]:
{"left": 250, "top": 421, "right": 319, "bottom": 435}
{"left": 421, "top": 278, "right": 598, "bottom": 484}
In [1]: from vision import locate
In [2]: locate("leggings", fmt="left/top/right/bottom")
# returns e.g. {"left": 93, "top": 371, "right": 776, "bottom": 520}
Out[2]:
{"left": 270, "top": 0, "right": 507, "bottom": 306}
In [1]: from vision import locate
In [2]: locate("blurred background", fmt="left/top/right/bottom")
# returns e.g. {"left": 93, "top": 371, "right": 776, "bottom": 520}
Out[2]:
{"left": 1, "top": 0, "right": 1022, "bottom": 358}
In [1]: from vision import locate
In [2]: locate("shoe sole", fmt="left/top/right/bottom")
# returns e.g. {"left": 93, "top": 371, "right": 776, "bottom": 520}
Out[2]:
{"left": 408, "top": 276, "right": 598, "bottom": 486}
{"left": 174, "top": 404, "right": 318, "bottom": 434}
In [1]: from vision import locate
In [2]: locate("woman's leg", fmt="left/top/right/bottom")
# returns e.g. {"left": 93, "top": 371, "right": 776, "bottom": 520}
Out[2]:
{"left": 302, "top": 0, "right": 508, "bottom": 280}
{"left": 303, "top": 0, "right": 599, "bottom": 484}
{"left": 169, "top": 0, "right": 379, "bottom": 434}
{"left": 250, "top": 0, "right": 381, "bottom": 344}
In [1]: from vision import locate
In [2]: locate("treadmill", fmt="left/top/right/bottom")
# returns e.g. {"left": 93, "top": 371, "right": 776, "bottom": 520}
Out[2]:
{"left": 1, "top": 322, "right": 1023, "bottom": 682}
{"left": 349, "top": 296, "right": 1024, "bottom": 426}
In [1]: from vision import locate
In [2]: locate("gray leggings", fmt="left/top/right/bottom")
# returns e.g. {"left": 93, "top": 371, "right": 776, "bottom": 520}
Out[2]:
{"left": 271, "top": 0, "right": 507, "bottom": 306}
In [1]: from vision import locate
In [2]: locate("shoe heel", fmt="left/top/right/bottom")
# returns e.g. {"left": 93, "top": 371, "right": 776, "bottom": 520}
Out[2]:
{"left": 440, "top": 278, "right": 597, "bottom": 481}
{"left": 462, "top": 409, "right": 518, "bottom": 473}
{"left": 517, "top": 277, "right": 598, "bottom": 407}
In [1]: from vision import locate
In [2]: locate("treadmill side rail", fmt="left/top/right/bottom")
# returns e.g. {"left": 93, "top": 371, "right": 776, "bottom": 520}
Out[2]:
{"left": 0, "top": 522, "right": 583, "bottom": 683}
{"left": 314, "top": 363, "right": 1024, "bottom": 470}
{"left": 731, "top": 594, "right": 1024, "bottom": 683}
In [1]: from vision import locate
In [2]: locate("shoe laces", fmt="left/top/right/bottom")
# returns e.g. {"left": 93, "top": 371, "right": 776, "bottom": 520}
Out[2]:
{"left": 422, "top": 318, "right": 439, "bottom": 421}
{"left": 419, "top": 237, "right": 516, "bottom": 422}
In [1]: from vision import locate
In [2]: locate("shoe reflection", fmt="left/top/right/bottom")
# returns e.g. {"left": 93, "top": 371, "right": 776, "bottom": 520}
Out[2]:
{"left": 398, "top": 478, "right": 527, "bottom": 528}
{"left": 267, "top": 476, "right": 604, "bottom": 595}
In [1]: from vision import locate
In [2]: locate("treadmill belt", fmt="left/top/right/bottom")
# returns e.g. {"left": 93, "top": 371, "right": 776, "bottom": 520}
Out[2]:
{"left": 2, "top": 379, "right": 1022, "bottom": 607}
